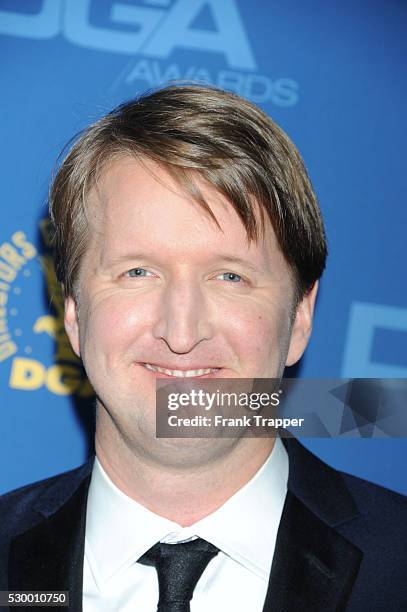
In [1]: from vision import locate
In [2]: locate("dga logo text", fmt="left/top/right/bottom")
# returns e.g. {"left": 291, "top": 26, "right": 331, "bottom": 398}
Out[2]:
{"left": 0, "top": 0, "right": 299, "bottom": 107}
{"left": 0, "top": 222, "right": 92, "bottom": 397}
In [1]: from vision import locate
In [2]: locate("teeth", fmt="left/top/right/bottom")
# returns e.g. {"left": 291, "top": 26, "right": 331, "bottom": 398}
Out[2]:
{"left": 144, "top": 363, "right": 217, "bottom": 377}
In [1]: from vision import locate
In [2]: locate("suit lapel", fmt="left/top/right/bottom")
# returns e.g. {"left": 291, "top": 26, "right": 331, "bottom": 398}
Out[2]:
{"left": 8, "top": 467, "right": 91, "bottom": 612}
{"left": 262, "top": 438, "right": 363, "bottom": 612}
{"left": 262, "top": 490, "right": 362, "bottom": 611}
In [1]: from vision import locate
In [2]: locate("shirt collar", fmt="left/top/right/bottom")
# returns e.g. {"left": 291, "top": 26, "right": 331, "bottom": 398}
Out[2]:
{"left": 86, "top": 438, "right": 288, "bottom": 585}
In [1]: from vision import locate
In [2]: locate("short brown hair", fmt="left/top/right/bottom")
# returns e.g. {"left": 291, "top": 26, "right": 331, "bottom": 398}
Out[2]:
{"left": 49, "top": 83, "right": 327, "bottom": 302}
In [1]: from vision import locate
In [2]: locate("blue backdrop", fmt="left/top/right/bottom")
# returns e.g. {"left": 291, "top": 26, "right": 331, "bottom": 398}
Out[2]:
{"left": 1, "top": 0, "right": 406, "bottom": 495}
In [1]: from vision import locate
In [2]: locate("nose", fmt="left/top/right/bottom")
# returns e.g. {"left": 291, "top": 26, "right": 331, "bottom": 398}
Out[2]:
{"left": 152, "top": 278, "right": 214, "bottom": 354}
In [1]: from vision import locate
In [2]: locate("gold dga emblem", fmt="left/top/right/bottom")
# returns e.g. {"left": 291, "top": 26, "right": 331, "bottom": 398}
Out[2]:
{"left": 4, "top": 219, "right": 93, "bottom": 397}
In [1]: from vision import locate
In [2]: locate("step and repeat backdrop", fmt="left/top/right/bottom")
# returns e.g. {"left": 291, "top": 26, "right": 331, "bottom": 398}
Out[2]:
{"left": 1, "top": 0, "right": 406, "bottom": 494}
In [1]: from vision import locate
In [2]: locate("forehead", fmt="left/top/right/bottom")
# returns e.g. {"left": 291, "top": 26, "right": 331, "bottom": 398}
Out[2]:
{"left": 88, "top": 156, "right": 286, "bottom": 272}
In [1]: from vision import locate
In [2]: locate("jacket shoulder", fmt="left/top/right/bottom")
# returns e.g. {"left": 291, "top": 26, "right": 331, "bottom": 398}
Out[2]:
{"left": 286, "top": 438, "right": 407, "bottom": 604}
{"left": 334, "top": 470, "right": 407, "bottom": 606}
{"left": 339, "top": 469, "right": 407, "bottom": 533}
{"left": 286, "top": 437, "right": 407, "bottom": 522}
{"left": 0, "top": 462, "right": 93, "bottom": 540}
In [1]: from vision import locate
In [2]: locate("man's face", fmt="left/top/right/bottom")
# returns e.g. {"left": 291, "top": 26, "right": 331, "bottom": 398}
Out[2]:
{"left": 64, "top": 157, "right": 317, "bottom": 463}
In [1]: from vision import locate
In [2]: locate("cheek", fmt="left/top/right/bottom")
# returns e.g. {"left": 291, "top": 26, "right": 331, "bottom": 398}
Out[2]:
{"left": 78, "top": 294, "right": 153, "bottom": 363}
{"left": 222, "top": 301, "right": 291, "bottom": 370}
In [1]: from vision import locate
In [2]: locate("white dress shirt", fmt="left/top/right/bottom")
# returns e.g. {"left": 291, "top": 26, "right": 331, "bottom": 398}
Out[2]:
{"left": 83, "top": 438, "right": 288, "bottom": 612}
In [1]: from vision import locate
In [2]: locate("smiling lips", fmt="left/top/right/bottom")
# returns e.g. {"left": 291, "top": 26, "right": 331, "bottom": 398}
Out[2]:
{"left": 143, "top": 363, "right": 220, "bottom": 378}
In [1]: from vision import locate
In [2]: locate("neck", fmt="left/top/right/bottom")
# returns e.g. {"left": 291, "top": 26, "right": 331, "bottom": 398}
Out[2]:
{"left": 95, "top": 418, "right": 275, "bottom": 526}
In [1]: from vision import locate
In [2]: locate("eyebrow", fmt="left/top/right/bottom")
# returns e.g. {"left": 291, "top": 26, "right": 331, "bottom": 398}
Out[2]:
{"left": 103, "top": 253, "right": 260, "bottom": 272}
{"left": 214, "top": 255, "right": 260, "bottom": 272}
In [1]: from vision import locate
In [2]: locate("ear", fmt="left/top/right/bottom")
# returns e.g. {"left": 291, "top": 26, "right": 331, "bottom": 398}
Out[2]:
{"left": 64, "top": 296, "right": 81, "bottom": 358}
{"left": 286, "top": 281, "right": 319, "bottom": 367}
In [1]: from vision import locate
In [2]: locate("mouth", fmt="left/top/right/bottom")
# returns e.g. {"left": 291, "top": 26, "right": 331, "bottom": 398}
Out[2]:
{"left": 142, "top": 363, "right": 221, "bottom": 378}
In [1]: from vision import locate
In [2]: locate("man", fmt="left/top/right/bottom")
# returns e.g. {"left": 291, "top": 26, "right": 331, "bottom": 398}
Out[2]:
{"left": 0, "top": 84, "right": 406, "bottom": 611}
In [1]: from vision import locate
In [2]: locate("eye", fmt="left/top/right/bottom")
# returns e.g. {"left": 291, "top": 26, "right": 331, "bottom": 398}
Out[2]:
{"left": 218, "top": 272, "right": 242, "bottom": 282}
{"left": 125, "top": 268, "right": 152, "bottom": 277}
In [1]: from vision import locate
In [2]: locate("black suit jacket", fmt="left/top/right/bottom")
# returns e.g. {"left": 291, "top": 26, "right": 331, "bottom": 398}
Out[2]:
{"left": 1, "top": 438, "right": 406, "bottom": 611}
